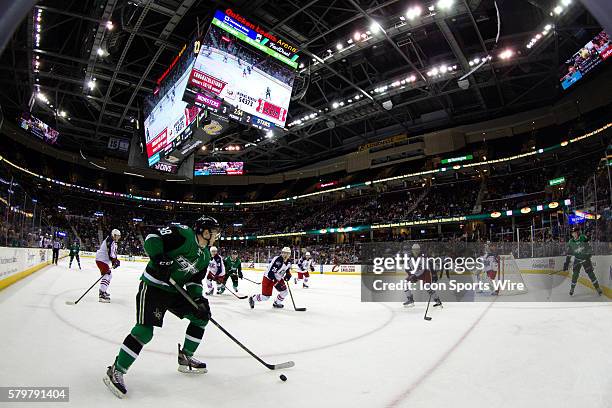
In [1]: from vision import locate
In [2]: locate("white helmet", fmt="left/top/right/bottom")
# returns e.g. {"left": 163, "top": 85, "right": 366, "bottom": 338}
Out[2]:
{"left": 305, "top": 251, "right": 311, "bottom": 257}
{"left": 111, "top": 229, "right": 121, "bottom": 239}
{"left": 281, "top": 247, "right": 291, "bottom": 254}
{"left": 210, "top": 246, "right": 218, "bottom": 255}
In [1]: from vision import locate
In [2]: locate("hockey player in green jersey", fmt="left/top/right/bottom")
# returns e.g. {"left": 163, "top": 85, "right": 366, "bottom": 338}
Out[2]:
{"left": 104, "top": 216, "right": 220, "bottom": 398}
{"left": 563, "top": 227, "right": 602, "bottom": 296}
{"left": 221, "top": 250, "right": 243, "bottom": 293}
{"left": 68, "top": 240, "right": 81, "bottom": 269}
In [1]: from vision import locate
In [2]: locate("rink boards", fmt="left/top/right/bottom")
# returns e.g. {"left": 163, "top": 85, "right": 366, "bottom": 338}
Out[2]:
{"left": 0, "top": 247, "right": 68, "bottom": 290}
{"left": 2, "top": 248, "right": 611, "bottom": 297}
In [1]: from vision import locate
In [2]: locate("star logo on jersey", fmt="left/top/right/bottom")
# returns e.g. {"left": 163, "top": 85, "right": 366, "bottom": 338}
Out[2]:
{"left": 176, "top": 256, "right": 199, "bottom": 275}
{"left": 153, "top": 308, "right": 163, "bottom": 321}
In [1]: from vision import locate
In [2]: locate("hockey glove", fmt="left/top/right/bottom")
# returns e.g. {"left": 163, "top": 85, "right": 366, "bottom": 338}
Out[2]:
{"left": 150, "top": 254, "right": 174, "bottom": 282}
{"left": 193, "top": 296, "right": 211, "bottom": 320}
{"left": 563, "top": 256, "right": 571, "bottom": 271}
{"left": 111, "top": 258, "right": 120, "bottom": 269}
{"left": 284, "top": 271, "right": 292, "bottom": 282}
{"left": 408, "top": 273, "right": 418, "bottom": 283}
{"left": 238, "top": 270, "right": 243, "bottom": 279}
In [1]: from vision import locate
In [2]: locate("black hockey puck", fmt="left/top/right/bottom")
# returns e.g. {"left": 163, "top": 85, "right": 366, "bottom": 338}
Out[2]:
{"left": 279, "top": 374, "right": 287, "bottom": 382}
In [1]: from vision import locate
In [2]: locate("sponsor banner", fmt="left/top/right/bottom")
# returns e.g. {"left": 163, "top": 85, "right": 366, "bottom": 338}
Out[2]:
{"left": 0, "top": 247, "right": 54, "bottom": 284}
{"left": 256, "top": 99, "right": 287, "bottom": 122}
{"left": 215, "top": 9, "right": 299, "bottom": 67}
{"left": 189, "top": 69, "right": 227, "bottom": 94}
{"left": 153, "top": 161, "right": 178, "bottom": 174}
{"left": 358, "top": 134, "right": 407, "bottom": 152}
{"left": 195, "top": 93, "right": 222, "bottom": 110}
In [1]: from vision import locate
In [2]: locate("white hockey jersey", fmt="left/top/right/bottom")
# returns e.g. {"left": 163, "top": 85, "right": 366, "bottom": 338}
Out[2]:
{"left": 95, "top": 236, "right": 118, "bottom": 265}
{"left": 265, "top": 255, "right": 292, "bottom": 281}
{"left": 298, "top": 257, "right": 315, "bottom": 272}
{"left": 207, "top": 254, "right": 226, "bottom": 277}
{"left": 483, "top": 252, "right": 499, "bottom": 272}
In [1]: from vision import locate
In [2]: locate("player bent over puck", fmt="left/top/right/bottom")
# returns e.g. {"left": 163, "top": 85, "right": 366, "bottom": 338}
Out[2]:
{"left": 249, "top": 247, "right": 292, "bottom": 309}
{"left": 103, "top": 216, "right": 220, "bottom": 398}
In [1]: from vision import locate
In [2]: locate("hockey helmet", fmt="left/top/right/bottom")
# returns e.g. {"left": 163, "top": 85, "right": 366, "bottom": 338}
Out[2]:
{"left": 194, "top": 216, "right": 220, "bottom": 236}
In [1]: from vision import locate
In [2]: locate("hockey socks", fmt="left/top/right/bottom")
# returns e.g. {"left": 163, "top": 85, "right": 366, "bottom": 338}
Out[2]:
{"left": 115, "top": 325, "right": 153, "bottom": 373}
{"left": 182, "top": 323, "right": 205, "bottom": 356}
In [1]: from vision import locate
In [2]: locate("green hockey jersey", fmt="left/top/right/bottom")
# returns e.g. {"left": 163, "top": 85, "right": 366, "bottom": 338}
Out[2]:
{"left": 69, "top": 243, "right": 80, "bottom": 256}
{"left": 142, "top": 224, "right": 211, "bottom": 298}
{"left": 224, "top": 256, "right": 242, "bottom": 275}
{"left": 567, "top": 234, "right": 592, "bottom": 261}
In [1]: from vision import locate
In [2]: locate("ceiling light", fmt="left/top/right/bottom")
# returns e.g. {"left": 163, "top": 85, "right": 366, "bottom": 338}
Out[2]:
{"left": 353, "top": 31, "right": 361, "bottom": 41}
{"left": 499, "top": 49, "right": 514, "bottom": 59}
{"left": 336, "top": 43, "right": 343, "bottom": 50}
{"left": 437, "top": 0, "right": 453, "bottom": 9}
{"left": 332, "top": 102, "right": 339, "bottom": 109}
{"left": 407, "top": 6, "right": 422, "bottom": 19}
{"left": 544, "top": 24, "right": 552, "bottom": 30}
{"left": 106, "top": 21, "right": 114, "bottom": 30}
{"left": 553, "top": 5, "right": 563, "bottom": 14}
{"left": 370, "top": 21, "right": 381, "bottom": 34}
{"left": 59, "top": 111, "right": 67, "bottom": 117}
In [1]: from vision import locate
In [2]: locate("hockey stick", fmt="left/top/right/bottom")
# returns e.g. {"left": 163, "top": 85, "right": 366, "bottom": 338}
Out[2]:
{"left": 224, "top": 286, "right": 248, "bottom": 300}
{"left": 65, "top": 275, "right": 104, "bottom": 305}
{"left": 287, "top": 281, "right": 307, "bottom": 312}
{"left": 169, "top": 278, "right": 294, "bottom": 370}
{"left": 241, "top": 276, "right": 261, "bottom": 285}
{"left": 423, "top": 291, "right": 433, "bottom": 321}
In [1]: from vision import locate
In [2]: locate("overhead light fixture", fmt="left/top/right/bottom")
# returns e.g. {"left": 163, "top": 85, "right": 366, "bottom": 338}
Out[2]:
{"left": 336, "top": 42, "right": 343, "bottom": 50}
{"left": 87, "top": 78, "right": 96, "bottom": 89}
{"left": 332, "top": 102, "right": 339, "bottom": 109}
{"left": 406, "top": 6, "right": 422, "bottom": 20}
{"left": 499, "top": 49, "right": 514, "bottom": 59}
{"left": 59, "top": 111, "right": 67, "bottom": 117}
{"left": 553, "top": 5, "right": 563, "bottom": 14}
{"left": 299, "top": 62, "right": 304, "bottom": 68}
{"left": 96, "top": 48, "right": 105, "bottom": 57}
{"left": 106, "top": 21, "right": 114, "bottom": 30}
{"left": 353, "top": 31, "right": 361, "bottom": 41}
{"left": 437, "top": 0, "right": 453, "bottom": 9}
{"left": 370, "top": 21, "right": 381, "bottom": 34}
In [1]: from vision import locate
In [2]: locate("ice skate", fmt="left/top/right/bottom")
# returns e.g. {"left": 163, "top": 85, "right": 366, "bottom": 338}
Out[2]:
{"left": 178, "top": 345, "right": 207, "bottom": 374}
{"left": 103, "top": 362, "right": 127, "bottom": 398}
{"left": 99, "top": 290, "right": 110, "bottom": 303}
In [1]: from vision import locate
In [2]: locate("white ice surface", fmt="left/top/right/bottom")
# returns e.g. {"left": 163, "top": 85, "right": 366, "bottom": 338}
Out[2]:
{"left": 0, "top": 258, "right": 610, "bottom": 408}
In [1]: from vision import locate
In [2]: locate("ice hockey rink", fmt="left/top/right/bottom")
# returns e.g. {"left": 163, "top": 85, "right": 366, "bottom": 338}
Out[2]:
{"left": 0, "top": 258, "right": 610, "bottom": 408}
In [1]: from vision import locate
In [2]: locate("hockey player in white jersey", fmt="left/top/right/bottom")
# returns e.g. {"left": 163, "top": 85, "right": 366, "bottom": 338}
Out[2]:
{"left": 205, "top": 246, "right": 226, "bottom": 295}
{"left": 294, "top": 251, "right": 315, "bottom": 288}
{"left": 482, "top": 242, "right": 500, "bottom": 295}
{"left": 249, "top": 247, "right": 292, "bottom": 309}
{"left": 96, "top": 229, "right": 121, "bottom": 302}
{"left": 404, "top": 243, "right": 442, "bottom": 308}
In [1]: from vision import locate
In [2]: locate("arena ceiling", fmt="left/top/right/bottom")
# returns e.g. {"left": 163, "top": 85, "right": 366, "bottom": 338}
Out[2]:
{"left": 0, "top": 0, "right": 606, "bottom": 173}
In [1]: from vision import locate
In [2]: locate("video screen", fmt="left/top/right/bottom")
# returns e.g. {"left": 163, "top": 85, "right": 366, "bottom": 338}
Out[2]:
{"left": 18, "top": 112, "right": 59, "bottom": 145}
{"left": 560, "top": 30, "right": 611, "bottom": 90}
{"left": 182, "top": 10, "right": 298, "bottom": 129}
{"left": 194, "top": 161, "right": 244, "bottom": 176}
